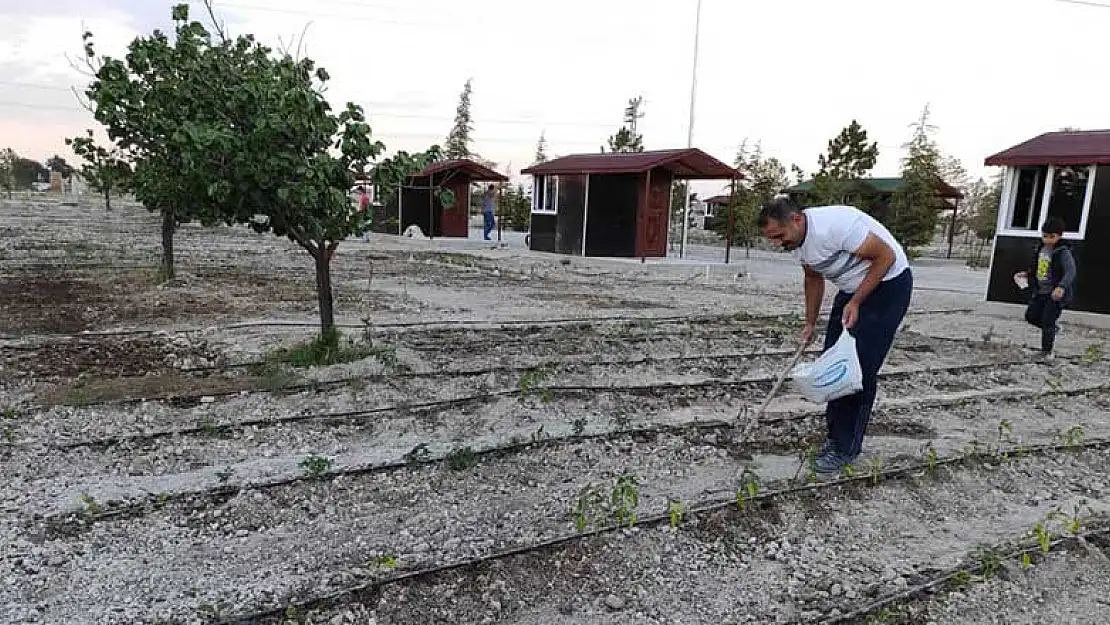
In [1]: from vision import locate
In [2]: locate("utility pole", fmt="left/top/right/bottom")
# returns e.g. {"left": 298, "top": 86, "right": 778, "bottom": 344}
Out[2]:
{"left": 680, "top": 0, "right": 702, "bottom": 259}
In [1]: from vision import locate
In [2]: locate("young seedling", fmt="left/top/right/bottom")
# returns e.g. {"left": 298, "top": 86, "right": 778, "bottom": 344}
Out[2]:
{"left": 996, "top": 419, "right": 1014, "bottom": 460}
{"left": 78, "top": 493, "right": 102, "bottom": 518}
{"left": 610, "top": 410, "right": 632, "bottom": 432}
{"left": 518, "top": 366, "right": 549, "bottom": 399}
{"left": 368, "top": 554, "right": 397, "bottom": 570}
{"left": 1065, "top": 425, "right": 1085, "bottom": 448}
{"left": 571, "top": 418, "right": 587, "bottom": 436}
{"left": 865, "top": 457, "right": 885, "bottom": 485}
{"left": 667, "top": 499, "right": 686, "bottom": 529}
{"left": 843, "top": 463, "right": 858, "bottom": 478}
{"left": 921, "top": 442, "right": 939, "bottom": 474}
{"left": 1047, "top": 503, "right": 1092, "bottom": 536}
{"left": 949, "top": 570, "right": 972, "bottom": 589}
{"left": 0, "top": 406, "right": 17, "bottom": 444}
{"left": 611, "top": 472, "right": 640, "bottom": 529}
{"left": 571, "top": 483, "right": 603, "bottom": 532}
{"left": 445, "top": 446, "right": 478, "bottom": 471}
{"left": 1020, "top": 552, "right": 1033, "bottom": 569}
{"left": 403, "top": 443, "right": 431, "bottom": 465}
{"left": 977, "top": 546, "right": 1002, "bottom": 579}
{"left": 1033, "top": 522, "right": 1052, "bottom": 554}
{"left": 299, "top": 454, "right": 331, "bottom": 477}
{"left": 1080, "top": 343, "right": 1104, "bottom": 366}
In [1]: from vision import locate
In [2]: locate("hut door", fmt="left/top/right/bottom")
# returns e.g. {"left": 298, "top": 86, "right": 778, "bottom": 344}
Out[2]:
{"left": 440, "top": 178, "right": 470, "bottom": 237}
{"left": 636, "top": 170, "right": 672, "bottom": 257}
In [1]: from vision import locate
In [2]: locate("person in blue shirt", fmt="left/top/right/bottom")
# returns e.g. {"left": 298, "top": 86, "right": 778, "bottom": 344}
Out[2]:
{"left": 482, "top": 185, "right": 497, "bottom": 241}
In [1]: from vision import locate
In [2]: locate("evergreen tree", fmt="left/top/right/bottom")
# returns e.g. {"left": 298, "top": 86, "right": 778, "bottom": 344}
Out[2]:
{"left": 811, "top": 120, "right": 879, "bottom": 205}
{"left": 606, "top": 96, "right": 644, "bottom": 153}
{"left": 890, "top": 105, "right": 946, "bottom": 249}
{"left": 534, "top": 131, "right": 548, "bottom": 163}
{"left": 445, "top": 78, "right": 473, "bottom": 160}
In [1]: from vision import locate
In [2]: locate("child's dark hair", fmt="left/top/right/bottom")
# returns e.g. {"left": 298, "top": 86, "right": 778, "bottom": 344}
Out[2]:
{"left": 1042, "top": 216, "right": 1066, "bottom": 235}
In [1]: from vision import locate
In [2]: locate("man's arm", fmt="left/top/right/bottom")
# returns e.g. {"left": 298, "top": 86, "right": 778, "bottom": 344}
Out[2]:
{"left": 803, "top": 264, "right": 824, "bottom": 327}
{"left": 847, "top": 233, "right": 897, "bottom": 307}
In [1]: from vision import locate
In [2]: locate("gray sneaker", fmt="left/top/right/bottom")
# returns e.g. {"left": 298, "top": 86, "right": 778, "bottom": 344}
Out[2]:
{"left": 814, "top": 449, "right": 858, "bottom": 474}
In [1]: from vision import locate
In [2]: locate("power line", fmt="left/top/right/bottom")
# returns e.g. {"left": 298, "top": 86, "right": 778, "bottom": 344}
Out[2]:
{"left": 199, "top": 0, "right": 453, "bottom": 27}
{"left": 1055, "top": 0, "right": 1110, "bottom": 7}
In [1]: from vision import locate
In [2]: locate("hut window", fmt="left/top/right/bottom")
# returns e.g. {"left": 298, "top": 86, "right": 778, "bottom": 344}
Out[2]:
{"left": 1002, "top": 165, "right": 1096, "bottom": 238}
{"left": 534, "top": 176, "right": 558, "bottom": 213}
{"left": 1006, "top": 166, "right": 1046, "bottom": 231}
{"left": 1044, "top": 165, "right": 1090, "bottom": 234}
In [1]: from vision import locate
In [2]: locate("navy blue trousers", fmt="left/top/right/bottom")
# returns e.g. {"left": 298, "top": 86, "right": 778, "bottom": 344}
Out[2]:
{"left": 823, "top": 268, "right": 913, "bottom": 457}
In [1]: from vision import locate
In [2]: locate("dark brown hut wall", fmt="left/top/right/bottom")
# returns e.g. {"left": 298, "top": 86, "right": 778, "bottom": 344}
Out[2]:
{"left": 987, "top": 164, "right": 1110, "bottom": 314}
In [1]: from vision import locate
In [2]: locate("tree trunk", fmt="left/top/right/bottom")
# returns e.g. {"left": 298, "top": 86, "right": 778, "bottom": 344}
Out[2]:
{"left": 314, "top": 248, "right": 335, "bottom": 336}
{"left": 745, "top": 243, "right": 751, "bottom": 260}
{"left": 161, "top": 208, "right": 175, "bottom": 281}
{"left": 104, "top": 186, "right": 112, "bottom": 211}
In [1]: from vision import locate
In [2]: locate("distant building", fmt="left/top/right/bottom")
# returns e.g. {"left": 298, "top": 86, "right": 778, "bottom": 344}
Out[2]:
{"left": 521, "top": 148, "right": 740, "bottom": 258}
{"left": 983, "top": 129, "right": 1110, "bottom": 314}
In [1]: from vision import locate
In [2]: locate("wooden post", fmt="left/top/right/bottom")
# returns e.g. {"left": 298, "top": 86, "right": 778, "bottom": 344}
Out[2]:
{"left": 725, "top": 177, "right": 735, "bottom": 265}
{"left": 946, "top": 198, "right": 958, "bottom": 259}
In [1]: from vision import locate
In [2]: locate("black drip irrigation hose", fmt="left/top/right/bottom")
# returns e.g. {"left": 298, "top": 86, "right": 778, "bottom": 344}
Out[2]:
{"left": 0, "top": 308, "right": 974, "bottom": 343}
{"left": 208, "top": 436, "right": 1110, "bottom": 625}
{"left": 819, "top": 525, "right": 1110, "bottom": 624}
{"left": 33, "top": 357, "right": 1050, "bottom": 451}
{"left": 39, "top": 379, "right": 1110, "bottom": 531}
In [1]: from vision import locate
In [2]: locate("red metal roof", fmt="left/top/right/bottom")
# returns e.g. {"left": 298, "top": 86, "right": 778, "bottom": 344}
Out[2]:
{"left": 984, "top": 130, "right": 1110, "bottom": 167}
{"left": 521, "top": 148, "right": 741, "bottom": 180}
{"left": 413, "top": 159, "right": 509, "bottom": 182}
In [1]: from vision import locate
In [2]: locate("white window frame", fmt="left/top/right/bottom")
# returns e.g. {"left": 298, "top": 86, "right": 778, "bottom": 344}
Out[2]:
{"left": 531, "top": 175, "right": 558, "bottom": 214}
{"left": 997, "top": 164, "right": 1097, "bottom": 239}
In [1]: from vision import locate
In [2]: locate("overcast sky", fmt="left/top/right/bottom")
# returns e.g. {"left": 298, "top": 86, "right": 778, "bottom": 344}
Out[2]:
{"left": 2, "top": 0, "right": 1108, "bottom": 194}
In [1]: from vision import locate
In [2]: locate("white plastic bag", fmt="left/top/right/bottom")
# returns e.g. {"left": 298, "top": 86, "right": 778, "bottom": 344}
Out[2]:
{"left": 789, "top": 331, "right": 864, "bottom": 403}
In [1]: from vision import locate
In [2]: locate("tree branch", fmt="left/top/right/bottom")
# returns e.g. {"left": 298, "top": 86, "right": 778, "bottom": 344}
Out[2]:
{"left": 202, "top": 0, "right": 229, "bottom": 43}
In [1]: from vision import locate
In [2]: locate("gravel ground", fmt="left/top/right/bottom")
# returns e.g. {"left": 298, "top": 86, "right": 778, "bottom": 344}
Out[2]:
{"left": 2, "top": 199, "right": 1109, "bottom": 625}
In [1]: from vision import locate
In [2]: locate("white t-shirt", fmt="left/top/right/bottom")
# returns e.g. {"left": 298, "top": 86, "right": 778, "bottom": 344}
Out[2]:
{"left": 792, "top": 205, "right": 909, "bottom": 294}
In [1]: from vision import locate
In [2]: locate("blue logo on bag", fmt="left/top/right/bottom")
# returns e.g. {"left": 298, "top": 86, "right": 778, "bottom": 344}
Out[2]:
{"left": 813, "top": 358, "right": 849, "bottom": 388}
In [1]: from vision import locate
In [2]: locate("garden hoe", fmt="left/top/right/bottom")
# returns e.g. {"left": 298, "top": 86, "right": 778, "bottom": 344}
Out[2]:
{"left": 733, "top": 341, "right": 808, "bottom": 449}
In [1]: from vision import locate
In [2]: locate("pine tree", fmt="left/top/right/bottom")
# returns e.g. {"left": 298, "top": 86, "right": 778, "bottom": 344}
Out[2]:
{"left": 890, "top": 105, "right": 946, "bottom": 249}
{"left": 534, "top": 132, "right": 548, "bottom": 163}
{"left": 811, "top": 120, "right": 879, "bottom": 205}
{"left": 606, "top": 96, "right": 645, "bottom": 153}
{"left": 445, "top": 78, "right": 473, "bottom": 160}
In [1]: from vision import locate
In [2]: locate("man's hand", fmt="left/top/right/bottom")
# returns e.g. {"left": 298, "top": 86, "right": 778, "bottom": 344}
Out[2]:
{"left": 1052, "top": 286, "right": 1065, "bottom": 302}
{"left": 842, "top": 301, "right": 860, "bottom": 329}
{"left": 800, "top": 322, "right": 816, "bottom": 346}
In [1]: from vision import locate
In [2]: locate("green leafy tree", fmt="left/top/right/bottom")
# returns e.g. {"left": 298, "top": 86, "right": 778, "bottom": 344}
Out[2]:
{"left": 811, "top": 120, "right": 879, "bottom": 205}
{"left": 0, "top": 148, "right": 15, "bottom": 199}
{"left": 965, "top": 174, "right": 1003, "bottom": 265}
{"left": 500, "top": 184, "right": 532, "bottom": 231}
{"left": 65, "top": 130, "right": 132, "bottom": 210}
{"left": 714, "top": 140, "right": 789, "bottom": 257}
{"left": 445, "top": 78, "right": 473, "bottom": 160}
{"left": 83, "top": 3, "right": 431, "bottom": 336}
{"left": 81, "top": 4, "right": 242, "bottom": 280}
{"left": 46, "top": 155, "right": 75, "bottom": 178}
{"left": 370, "top": 147, "right": 457, "bottom": 233}
{"left": 890, "top": 105, "right": 946, "bottom": 249}
{"left": 10, "top": 156, "right": 48, "bottom": 189}
{"left": 605, "top": 96, "right": 644, "bottom": 153}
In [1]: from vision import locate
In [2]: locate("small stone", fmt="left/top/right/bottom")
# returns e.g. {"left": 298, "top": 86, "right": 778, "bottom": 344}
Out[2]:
{"left": 830, "top": 583, "right": 843, "bottom": 597}
{"left": 200, "top": 396, "right": 216, "bottom": 404}
{"left": 605, "top": 594, "right": 626, "bottom": 611}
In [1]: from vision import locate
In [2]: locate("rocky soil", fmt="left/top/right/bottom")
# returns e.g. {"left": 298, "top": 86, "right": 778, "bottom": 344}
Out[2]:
{"left": 1, "top": 199, "right": 1108, "bottom": 625}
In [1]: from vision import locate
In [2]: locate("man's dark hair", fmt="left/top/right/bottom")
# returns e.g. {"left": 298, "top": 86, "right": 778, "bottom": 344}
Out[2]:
{"left": 1042, "top": 216, "right": 1066, "bottom": 235}
{"left": 757, "top": 196, "right": 802, "bottom": 228}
